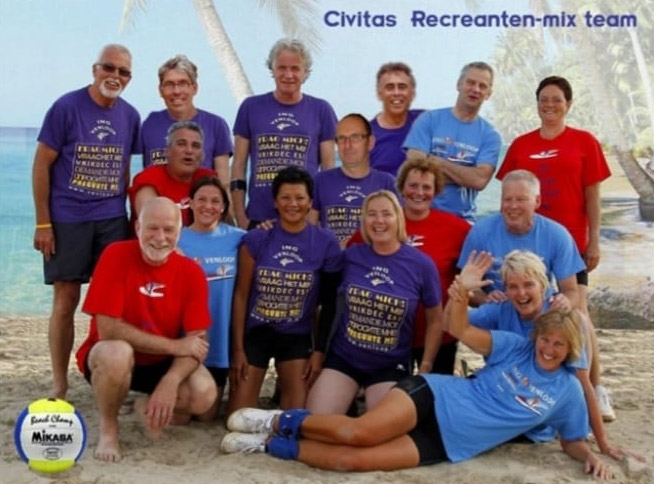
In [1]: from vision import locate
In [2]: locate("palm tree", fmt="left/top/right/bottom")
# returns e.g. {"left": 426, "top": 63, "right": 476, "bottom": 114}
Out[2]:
{"left": 120, "top": 0, "right": 320, "bottom": 105}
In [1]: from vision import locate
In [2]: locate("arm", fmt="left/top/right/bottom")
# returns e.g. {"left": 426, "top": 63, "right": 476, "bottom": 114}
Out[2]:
{"left": 431, "top": 158, "right": 495, "bottom": 191}
{"left": 584, "top": 183, "right": 601, "bottom": 272}
{"left": 559, "top": 439, "right": 613, "bottom": 480}
{"left": 213, "top": 154, "right": 231, "bottom": 192}
{"left": 419, "top": 305, "right": 443, "bottom": 373}
{"left": 230, "top": 135, "right": 250, "bottom": 229}
{"left": 96, "top": 314, "right": 208, "bottom": 361}
{"left": 133, "top": 185, "right": 159, "bottom": 219}
{"left": 230, "top": 244, "right": 256, "bottom": 385}
{"left": 557, "top": 275, "right": 579, "bottom": 310}
{"left": 319, "top": 139, "right": 335, "bottom": 170}
{"left": 32, "top": 142, "right": 59, "bottom": 261}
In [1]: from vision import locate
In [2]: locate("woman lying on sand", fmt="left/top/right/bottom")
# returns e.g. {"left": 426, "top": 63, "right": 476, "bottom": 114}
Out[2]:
{"left": 220, "top": 252, "right": 613, "bottom": 480}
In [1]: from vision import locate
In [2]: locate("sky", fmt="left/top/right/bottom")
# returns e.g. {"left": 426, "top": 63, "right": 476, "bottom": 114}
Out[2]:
{"left": 0, "top": 0, "right": 510, "bottom": 128}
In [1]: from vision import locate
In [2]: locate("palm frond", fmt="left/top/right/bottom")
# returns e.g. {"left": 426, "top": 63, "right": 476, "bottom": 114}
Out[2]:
{"left": 119, "top": 0, "right": 150, "bottom": 33}
{"left": 257, "top": 0, "right": 321, "bottom": 52}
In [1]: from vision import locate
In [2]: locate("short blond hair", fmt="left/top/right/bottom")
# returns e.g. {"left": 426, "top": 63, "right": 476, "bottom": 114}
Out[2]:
{"left": 500, "top": 250, "right": 548, "bottom": 297}
{"left": 531, "top": 309, "right": 583, "bottom": 364}
{"left": 360, "top": 190, "right": 407, "bottom": 245}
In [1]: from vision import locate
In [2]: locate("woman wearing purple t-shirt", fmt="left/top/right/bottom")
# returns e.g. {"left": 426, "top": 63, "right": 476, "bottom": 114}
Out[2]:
{"left": 226, "top": 167, "right": 342, "bottom": 418}
{"left": 306, "top": 190, "right": 443, "bottom": 415}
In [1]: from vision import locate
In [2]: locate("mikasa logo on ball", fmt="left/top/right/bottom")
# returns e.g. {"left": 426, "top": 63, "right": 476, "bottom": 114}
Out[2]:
{"left": 31, "top": 430, "right": 74, "bottom": 444}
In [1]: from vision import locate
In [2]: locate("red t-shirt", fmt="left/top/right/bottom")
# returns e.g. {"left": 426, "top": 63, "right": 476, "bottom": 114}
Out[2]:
{"left": 497, "top": 127, "right": 610, "bottom": 253}
{"left": 75, "top": 240, "right": 211, "bottom": 371}
{"left": 347, "top": 209, "right": 470, "bottom": 345}
{"left": 128, "top": 165, "right": 216, "bottom": 226}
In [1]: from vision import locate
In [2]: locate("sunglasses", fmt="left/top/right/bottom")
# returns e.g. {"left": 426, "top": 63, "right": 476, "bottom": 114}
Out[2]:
{"left": 94, "top": 63, "right": 132, "bottom": 78}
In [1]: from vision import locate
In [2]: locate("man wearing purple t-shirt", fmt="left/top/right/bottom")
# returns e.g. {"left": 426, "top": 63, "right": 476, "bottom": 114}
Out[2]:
{"left": 230, "top": 38, "right": 337, "bottom": 229}
{"left": 32, "top": 44, "right": 141, "bottom": 399}
{"left": 309, "top": 114, "right": 396, "bottom": 246}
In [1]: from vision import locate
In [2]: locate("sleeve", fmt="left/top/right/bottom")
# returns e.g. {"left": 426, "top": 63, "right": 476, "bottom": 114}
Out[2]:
{"left": 551, "top": 223, "right": 586, "bottom": 280}
{"left": 495, "top": 139, "right": 519, "bottom": 180}
{"left": 233, "top": 98, "right": 251, "bottom": 138}
{"left": 130, "top": 107, "right": 142, "bottom": 155}
{"left": 476, "top": 124, "right": 501, "bottom": 167}
{"left": 469, "top": 304, "right": 500, "bottom": 330}
{"left": 581, "top": 132, "right": 611, "bottom": 187}
{"left": 457, "top": 226, "right": 480, "bottom": 269}
{"left": 402, "top": 112, "right": 431, "bottom": 152}
{"left": 243, "top": 229, "right": 265, "bottom": 260}
{"left": 318, "top": 100, "right": 338, "bottom": 142}
{"left": 211, "top": 115, "right": 234, "bottom": 157}
{"left": 547, "top": 380, "right": 590, "bottom": 441}
{"left": 312, "top": 173, "right": 324, "bottom": 211}
{"left": 420, "top": 256, "right": 442, "bottom": 307}
{"left": 37, "top": 98, "right": 69, "bottom": 152}
{"left": 486, "top": 330, "right": 527, "bottom": 365}
{"left": 182, "top": 260, "right": 212, "bottom": 332}
{"left": 82, "top": 243, "right": 126, "bottom": 317}
{"left": 128, "top": 168, "right": 158, "bottom": 199}
{"left": 322, "top": 233, "right": 344, "bottom": 272}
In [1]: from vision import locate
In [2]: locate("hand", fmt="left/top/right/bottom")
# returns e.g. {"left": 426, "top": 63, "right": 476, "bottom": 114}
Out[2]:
{"left": 229, "top": 348, "right": 249, "bottom": 387}
{"left": 459, "top": 251, "right": 494, "bottom": 291}
{"left": 418, "top": 361, "right": 433, "bottom": 373}
{"left": 302, "top": 352, "right": 324, "bottom": 389}
{"left": 548, "top": 293, "right": 571, "bottom": 311}
{"left": 598, "top": 441, "right": 646, "bottom": 462}
{"left": 256, "top": 219, "right": 276, "bottom": 231}
{"left": 584, "top": 240, "right": 600, "bottom": 273}
{"left": 145, "top": 378, "right": 179, "bottom": 430}
{"left": 584, "top": 453, "right": 613, "bottom": 480}
{"left": 486, "top": 290, "right": 507, "bottom": 303}
{"left": 175, "top": 333, "right": 208, "bottom": 361}
{"left": 33, "top": 226, "right": 55, "bottom": 261}
{"left": 236, "top": 213, "right": 250, "bottom": 230}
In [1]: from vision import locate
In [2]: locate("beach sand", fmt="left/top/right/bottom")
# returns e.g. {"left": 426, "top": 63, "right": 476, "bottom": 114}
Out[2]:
{"left": 1, "top": 156, "right": 653, "bottom": 483}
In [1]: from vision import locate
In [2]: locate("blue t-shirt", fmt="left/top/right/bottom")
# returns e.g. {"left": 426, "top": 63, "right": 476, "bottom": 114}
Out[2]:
{"left": 243, "top": 223, "right": 343, "bottom": 335}
{"left": 178, "top": 223, "right": 245, "bottom": 368}
{"left": 458, "top": 213, "right": 585, "bottom": 293}
{"left": 330, "top": 243, "right": 441, "bottom": 371}
{"left": 424, "top": 331, "right": 588, "bottom": 462}
{"left": 403, "top": 107, "right": 501, "bottom": 221}
{"left": 313, "top": 167, "right": 397, "bottom": 243}
{"left": 369, "top": 109, "right": 424, "bottom": 175}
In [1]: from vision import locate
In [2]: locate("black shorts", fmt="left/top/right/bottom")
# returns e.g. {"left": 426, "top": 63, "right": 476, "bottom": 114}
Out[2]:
{"left": 395, "top": 375, "right": 449, "bottom": 466}
{"left": 44, "top": 216, "right": 128, "bottom": 284}
{"left": 244, "top": 325, "right": 312, "bottom": 369}
{"left": 207, "top": 366, "right": 229, "bottom": 387}
{"left": 323, "top": 352, "right": 410, "bottom": 388}
{"left": 576, "top": 269, "right": 589, "bottom": 286}
{"left": 412, "top": 341, "right": 458, "bottom": 375}
{"left": 84, "top": 355, "right": 173, "bottom": 395}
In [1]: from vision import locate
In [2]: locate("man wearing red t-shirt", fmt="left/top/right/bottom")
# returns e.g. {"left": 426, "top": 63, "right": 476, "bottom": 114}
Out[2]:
{"left": 76, "top": 197, "right": 216, "bottom": 463}
{"left": 129, "top": 121, "right": 215, "bottom": 226}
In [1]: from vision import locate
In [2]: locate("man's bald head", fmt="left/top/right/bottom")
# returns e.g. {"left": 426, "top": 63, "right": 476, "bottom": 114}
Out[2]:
{"left": 136, "top": 197, "right": 181, "bottom": 265}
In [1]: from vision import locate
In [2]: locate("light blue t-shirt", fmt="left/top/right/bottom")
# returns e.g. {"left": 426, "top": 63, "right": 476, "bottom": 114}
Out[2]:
{"left": 178, "top": 223, "right": 246, "bottom": 368}
{"left": 457, "top": 213, "right": 585, "bottom": 293}
{"left": 403, "top": 108, "right": 501, "bottom": 221}
{"left": 424, "top": 331, "right": 588, "bottom": 462}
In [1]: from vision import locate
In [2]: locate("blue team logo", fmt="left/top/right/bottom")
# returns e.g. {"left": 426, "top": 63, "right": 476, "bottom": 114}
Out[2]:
{"left": 207, "top": 264, "right": 235, "bottom": 281}
{"left": 139, "top": 282, "right": 165, "bottom": 298}
{"left": 529, "top": 149, "right": 558, "bottom": 159}
{"left": 514, "top": 395, "right": 547, "bottom": 415}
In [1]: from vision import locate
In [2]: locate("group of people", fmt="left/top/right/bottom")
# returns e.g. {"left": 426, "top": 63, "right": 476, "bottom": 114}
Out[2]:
{"left": 31, "top": 38, "right": 638, "bottom": 477}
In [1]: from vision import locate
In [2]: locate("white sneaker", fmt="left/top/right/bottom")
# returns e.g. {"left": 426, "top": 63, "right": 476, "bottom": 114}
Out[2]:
{"left": 220, "top": 432, "right": 267, "bottom": 454}
{"left": 595, "top": 385, "right": 616, "bottom": 422}
{"left": 226, "top": 408, "right": 282, "bottom": 433}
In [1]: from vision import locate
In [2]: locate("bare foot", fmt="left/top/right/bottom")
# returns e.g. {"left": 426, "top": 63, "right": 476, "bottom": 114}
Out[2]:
{"left": 94, "top": 429, "right": 121, "bottom": 462}
{"left": 134, "top": 396, "right": 166, "bottom": 440}
{"left": 51, "top": 382, "right": 68, "bottom": 400}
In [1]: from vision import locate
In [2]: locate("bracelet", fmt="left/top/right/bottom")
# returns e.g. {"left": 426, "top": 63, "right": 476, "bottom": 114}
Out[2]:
{"left": 229, "top": 179, "right": 247, "bottom": 192}
{"left": 35, "top": 223, "right": 52, "bottom": 229}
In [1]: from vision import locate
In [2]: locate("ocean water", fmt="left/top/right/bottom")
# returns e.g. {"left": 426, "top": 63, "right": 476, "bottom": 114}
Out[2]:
{"left": 0, "top": 126, "right": 502, "bottom": 315}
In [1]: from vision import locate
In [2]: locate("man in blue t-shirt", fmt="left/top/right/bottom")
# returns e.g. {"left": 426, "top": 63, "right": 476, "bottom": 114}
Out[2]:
{"left": 403, "top": 62, "right": 501, "bottom": 221}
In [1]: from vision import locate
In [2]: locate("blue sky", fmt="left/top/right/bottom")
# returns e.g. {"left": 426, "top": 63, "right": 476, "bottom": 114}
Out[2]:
{"left": 0, "top": 0, "right": 509, "bottom": 128}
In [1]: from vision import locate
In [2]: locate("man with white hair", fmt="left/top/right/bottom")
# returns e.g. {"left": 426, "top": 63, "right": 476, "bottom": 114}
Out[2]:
{"left": 32, "top": 44, "right": 141, "bottom": 399}
{"left": 75, "top": 197, "right": 216, "bottom": 462}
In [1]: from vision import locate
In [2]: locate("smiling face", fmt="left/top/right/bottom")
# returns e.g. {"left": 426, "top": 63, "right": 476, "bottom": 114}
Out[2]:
{"left": 455, "top": 67, "right": 492, "bottom": 114}
{"left": 500, "top": 179, "right": 540, "bottom": 234}
{"left": 272, "top": 49, "right": 307, "bottom": 101}
{"left": 377, "top": 70, "right": 415, "bottom": 117}
{"left": 92, "top": 48, "right": 132, "bottom": 101}
{"left": 190, "top": 184, "right": 224, "bottom": 230}
{"left": 274, "top": 182, "right": 311, "bottom": 229}
{"left": 535, "top": 329, "right": 570, "bottom": 372}
{"left": 505, "top": 271, "right": 545, "bottom": 321}
{"left": 537, "top": 84, "right": 571, "bottom": 127}
{"left": 165, "top": 128, "right": 203, "bottom": 182}
{"left": 363, "top": 195, "right": 400, "bottom": 247}
{"left": 401, "top": 169, "right": 436, "bottom": 219}
{"left": 136, "top": 199, "right": 181, "bottom": 266}
{"left": 159, "top": 68, "right": 197, "bottom": 116}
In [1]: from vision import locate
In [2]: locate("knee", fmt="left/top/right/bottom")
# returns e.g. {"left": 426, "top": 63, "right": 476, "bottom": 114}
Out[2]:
{"left": 334, "top": 420, "right": 372, "bottom": 446}
{"left": 89, "top": 341, "right": 134, "bottom": 381}
{"left": 185, "top": 368, "right": 217, "bottom": 414}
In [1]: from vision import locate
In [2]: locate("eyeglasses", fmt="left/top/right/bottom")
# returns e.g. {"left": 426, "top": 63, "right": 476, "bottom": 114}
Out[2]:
{"left": 335, "top": 133, "right": 368, "bottom": 144}
{"left": 161, "top": 80, "right": 193, "bottom": 90}
{"left": 94, "top": 63, "right": 132, "bottom": 78}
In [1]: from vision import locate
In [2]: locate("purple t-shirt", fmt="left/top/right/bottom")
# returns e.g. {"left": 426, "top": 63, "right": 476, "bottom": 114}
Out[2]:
{"left": 233, "top": 92, "right": 337, "bottom": 221}
{"left": 369, "top": 109, "right": 424, "bottom": 175}
{"left": 330, "top": 243, "right": 442, "bottom": 371}
{"left": 37, "top": 87, "right": 140, "bottom": 223}
{"left": 243, "top": 223, "right": 343, "bottom": 335}
{"left": 140, "top": 108, "right": 232, "bottom": 170}
{"left": 313, "top": 167, "right": 397, "bottom": 243}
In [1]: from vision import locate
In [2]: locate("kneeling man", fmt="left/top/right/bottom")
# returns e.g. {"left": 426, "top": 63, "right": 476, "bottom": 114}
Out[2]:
{"left": 75, "top": 197, "right": 217, "bottom": 462}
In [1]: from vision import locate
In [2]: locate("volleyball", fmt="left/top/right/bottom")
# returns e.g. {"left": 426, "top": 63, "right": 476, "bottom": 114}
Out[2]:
{"left": 14, "top": 398, "right": 87, "bottom": 473}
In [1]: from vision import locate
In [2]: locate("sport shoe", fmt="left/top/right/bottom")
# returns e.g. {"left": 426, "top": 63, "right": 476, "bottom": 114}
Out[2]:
{"left": 226, "top": 408, "right": 282, "bottom": 434}
{"left": 220, "top": 432, "right": 267, "bottom": 454}
{"left": 595, "top": 385, "right": 616, "bottom": 422}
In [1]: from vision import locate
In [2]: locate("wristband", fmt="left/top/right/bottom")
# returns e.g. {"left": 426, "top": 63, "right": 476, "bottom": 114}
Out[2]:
{"left": 36, "top": 223, "right": 52, "bottom": 229}
{"left": 229, "top": 179, "right": 247, "bottom": 192}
